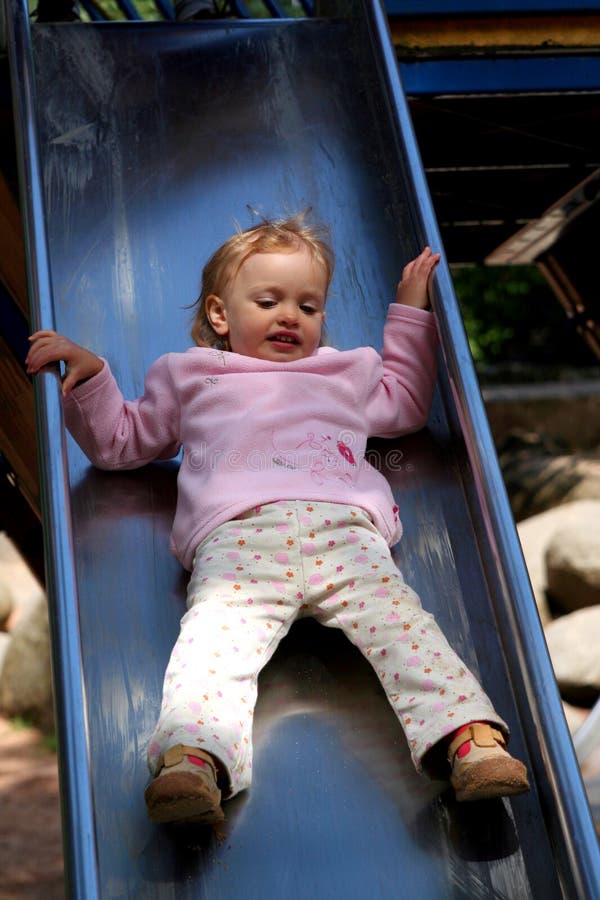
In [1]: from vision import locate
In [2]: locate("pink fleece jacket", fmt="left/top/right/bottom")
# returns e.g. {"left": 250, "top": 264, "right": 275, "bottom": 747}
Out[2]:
{"left": 64, "top": 304, "right": 438, "bottom": 570}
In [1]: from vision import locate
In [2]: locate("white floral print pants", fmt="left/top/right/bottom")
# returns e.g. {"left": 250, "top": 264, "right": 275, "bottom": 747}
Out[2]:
{"left": 147, "top": 501, "right": 506, "bottom": 797}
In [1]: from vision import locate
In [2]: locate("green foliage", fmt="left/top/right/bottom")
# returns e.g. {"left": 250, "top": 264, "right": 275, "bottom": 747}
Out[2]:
{"left": 452, "top": 264, "right": 594, "bottom": 372}
{"left": 9, "top": 715, "right": 32, "bottom": 731}
{"left": 241, "top": 0, "right": 305, "bottom": 16}
{"left": 10, "top": 715, "right": 57, "bottom": 752}
{"left": 136, "top": 0, "right": 163, "bottom": 15}
{"left": 75, "top": 0, "right": 305, "bottom": 20}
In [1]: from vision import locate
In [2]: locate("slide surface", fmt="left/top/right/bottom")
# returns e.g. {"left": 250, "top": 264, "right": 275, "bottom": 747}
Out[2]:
{"left": 7, "top": 4, "right": 600, "bottom": 897}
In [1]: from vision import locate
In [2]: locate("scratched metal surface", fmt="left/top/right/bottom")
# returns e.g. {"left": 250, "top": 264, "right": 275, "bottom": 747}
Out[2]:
{"left": 19, "top": 14, "right": 597, "bottom": 899}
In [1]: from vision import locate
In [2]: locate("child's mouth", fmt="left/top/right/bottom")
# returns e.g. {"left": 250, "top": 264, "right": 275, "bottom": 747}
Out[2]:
{"left": 268, "top": 334, "right": 299, "bottom": 345}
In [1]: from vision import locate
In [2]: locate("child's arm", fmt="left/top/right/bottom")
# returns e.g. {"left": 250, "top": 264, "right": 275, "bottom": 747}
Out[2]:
{"left": 363, "top": 248, "right": 440, "bottom": 438}
{"left": 26, "top": 330, "right": 103, "bottom": 396}
{"left": 395, "top": 247, "right": 440, "bottom": 309}
{"left": 27, "top": 330, "right": 181, "bottom": 469}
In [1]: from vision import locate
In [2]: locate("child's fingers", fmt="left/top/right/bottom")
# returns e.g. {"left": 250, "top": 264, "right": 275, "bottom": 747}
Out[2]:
{"left": 416, "top": 247, "right": 438, "bottom": 268}
{"left": 401, "top": 257, "right": 417, "bottom": 279}
{"left": 26, "top": 339, "right": 52, "bottom": 364}
{"left": 412, "top": 246, "right": 432, "bottom": 264}
{"left": 25, "top": 344, "right": 44, "bottom": 371}
{"left": 26, "top": 350, "right": 58, "bottom": 374}
{"left": 395, "top": 247, "right": 441, "bottom": 308}
{"left": 28, "top": 329, "right": 58, "bottom": 341}
{"left": 26, "top": 337, "right": 66, "bottom": 372}
{"left": 400, "top": 248, "right": 440, "bottom": 284}
{"left": 27, "top": 331, "right": 68, "bottom": 362}
{"left": 403, "top": 247, "right": 438, "bottom": 270}
{"left": 416, "top": 251, "right": 440, "bottom": 280}
{"left": 61, "top": 370, "right": 78, "bottom": 396}
{"left": 27, "top": 330, "right": 62, "bottom": 359}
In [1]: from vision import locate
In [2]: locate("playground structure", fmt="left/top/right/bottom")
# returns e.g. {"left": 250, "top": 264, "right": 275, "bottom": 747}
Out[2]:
{"left": 2, "top": 1, "right": 600, "bottom": 897}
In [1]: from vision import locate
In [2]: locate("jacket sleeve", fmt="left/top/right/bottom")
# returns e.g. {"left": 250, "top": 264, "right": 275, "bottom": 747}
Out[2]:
{"left": 63, "top": 354, "right": 181, "bottom": 469}
{"left": 366, "top": 304, "right": 439, "bottom": 438}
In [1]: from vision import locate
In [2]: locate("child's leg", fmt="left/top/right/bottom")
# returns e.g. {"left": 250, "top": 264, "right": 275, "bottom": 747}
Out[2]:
{"left": 307, "top": 507, "right": 512, "bottom": 775}
{"left": 147, "top": 509, "right": 302, "bottom": 803}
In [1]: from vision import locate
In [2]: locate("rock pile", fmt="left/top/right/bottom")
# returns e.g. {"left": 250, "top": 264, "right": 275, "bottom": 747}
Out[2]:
{"left": 498, "top": 431, "right": 600, "bottom": 522}
{"left": 0, "top": 533, "right": 53, "bottom": 732}
{"left": 517, "top": 498, "right": 600, "bottom": 714}
{"left": 496, "top": 425, "right": 600, "bottom": 716}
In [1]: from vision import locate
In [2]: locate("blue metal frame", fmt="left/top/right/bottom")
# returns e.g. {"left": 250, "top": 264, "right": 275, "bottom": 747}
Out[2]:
{"left": 4, "top": 0, "right": 101, "bottom": 896}
{"left": 78, "top": 0, "right": 105, "bottom": 19}
{"left": 228, "top": 0, "right": 317, "bottom": 16}
{"left": 230, "top": 0, "right": 316, "bottom": 15}
{"left": 152, "top": 0, "right": 175, "bottom": 17}
{"left": 386, "top": 0, "right": 600, "bottom": 12}
{"left": 113, "top": 0, "right": 142, "bottom": 18}
{"left": 251, "top": 0, "right": 286, "bottom": 15}
{"left": 50, "top": 0, "right": 600, "bottom": 22}
{"left": 399, "top": 55, "right": 600, "bottom": 94}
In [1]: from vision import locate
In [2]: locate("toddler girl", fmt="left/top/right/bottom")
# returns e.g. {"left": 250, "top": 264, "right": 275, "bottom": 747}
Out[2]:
{"left": 26, "top": 214, "right": 529, "bottom": 825}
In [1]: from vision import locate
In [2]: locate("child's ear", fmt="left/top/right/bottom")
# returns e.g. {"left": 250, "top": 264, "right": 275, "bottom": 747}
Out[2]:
{"left": 205, "top": 295, "right": 229, "bottom": 336}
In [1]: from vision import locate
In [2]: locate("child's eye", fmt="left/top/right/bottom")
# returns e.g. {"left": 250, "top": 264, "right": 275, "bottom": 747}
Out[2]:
{"left": 300, "top": 305, "right": 318, "bottom": 315}
{"left": 257, "top": 299, "right": 276, "bottom": 308}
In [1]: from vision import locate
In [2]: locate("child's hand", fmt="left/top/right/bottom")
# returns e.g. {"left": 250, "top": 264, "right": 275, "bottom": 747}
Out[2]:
{"left": 26, "top": 330, "right": 103, "bottom": 396}
{"left": 395, "top": 247, "right": 440, "bottom": 309}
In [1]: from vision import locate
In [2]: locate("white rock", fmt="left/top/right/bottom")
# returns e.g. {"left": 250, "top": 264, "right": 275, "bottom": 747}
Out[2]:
{"left": 503, "top": 447, "right": 600, "bottom": 521}
{"left": 516, "top": 500, "right": 600, "bottom": 626}
{"left": 545, "top": 516, "right": 600, "bottom": 612}
{"left": 545, "top": 605, "right": 600, "bottom": 705}
{"left": 0, "top": 582, "right": 12, "bottom": 629}
{"left": 0, "top": 595, "right": 53, "bottom": 731}
{"left": 0, "top": 631, "right": 10, "bottom": 674}
{"left": 562, "top": 700, "right": 589, "bottom": 735}
{"left": 0, "top": 532, "right": 45, "bottom": 625}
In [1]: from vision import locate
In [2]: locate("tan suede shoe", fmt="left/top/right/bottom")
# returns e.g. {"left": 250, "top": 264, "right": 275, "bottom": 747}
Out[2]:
{"left": 145, "top": 745, "right": 225, "bottom": 824}
{"left": 448, "top": 723, "right": 530, "bottom": 802}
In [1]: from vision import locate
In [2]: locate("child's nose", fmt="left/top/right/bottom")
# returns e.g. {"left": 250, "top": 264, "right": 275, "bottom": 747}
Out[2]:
{"left": 277, "top": 303, "right": 298, "bottom": 324}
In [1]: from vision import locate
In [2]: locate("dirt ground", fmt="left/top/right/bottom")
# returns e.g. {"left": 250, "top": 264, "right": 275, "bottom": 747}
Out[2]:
{"left": 0, "top": 716, "right": 64, "bottom": 900}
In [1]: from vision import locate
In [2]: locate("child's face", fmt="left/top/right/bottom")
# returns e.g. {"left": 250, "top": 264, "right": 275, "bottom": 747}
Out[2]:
{"left": 205, "top": 247, "right": 327, "bottom": 362}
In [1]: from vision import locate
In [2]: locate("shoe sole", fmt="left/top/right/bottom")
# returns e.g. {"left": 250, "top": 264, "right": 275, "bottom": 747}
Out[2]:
{"left": 452, "top": 758, "right": 530, "bottom": 802}
{"left": 145, "top": 771, "right": 225, "bottom": 824}
{"left": 147, "top": 797, "right": 225, "bottom": 825}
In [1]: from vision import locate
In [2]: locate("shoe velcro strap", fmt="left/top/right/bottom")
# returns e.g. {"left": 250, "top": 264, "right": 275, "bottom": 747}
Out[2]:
{"left": 448, "top": 723, "right": 506, "bottom": 762}
{"left": 160, "top": 744, "right": 216, "bottom": 774}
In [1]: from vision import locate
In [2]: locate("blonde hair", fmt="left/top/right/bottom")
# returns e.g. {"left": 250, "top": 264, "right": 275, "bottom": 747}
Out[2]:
{"left": 190, "top": 213, "right": 334, "bottom": 349}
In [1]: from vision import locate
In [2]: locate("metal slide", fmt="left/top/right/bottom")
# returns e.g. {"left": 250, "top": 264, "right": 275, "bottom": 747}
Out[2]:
{"left": 6, "top": 1, "right": 600, "bottom": 896}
